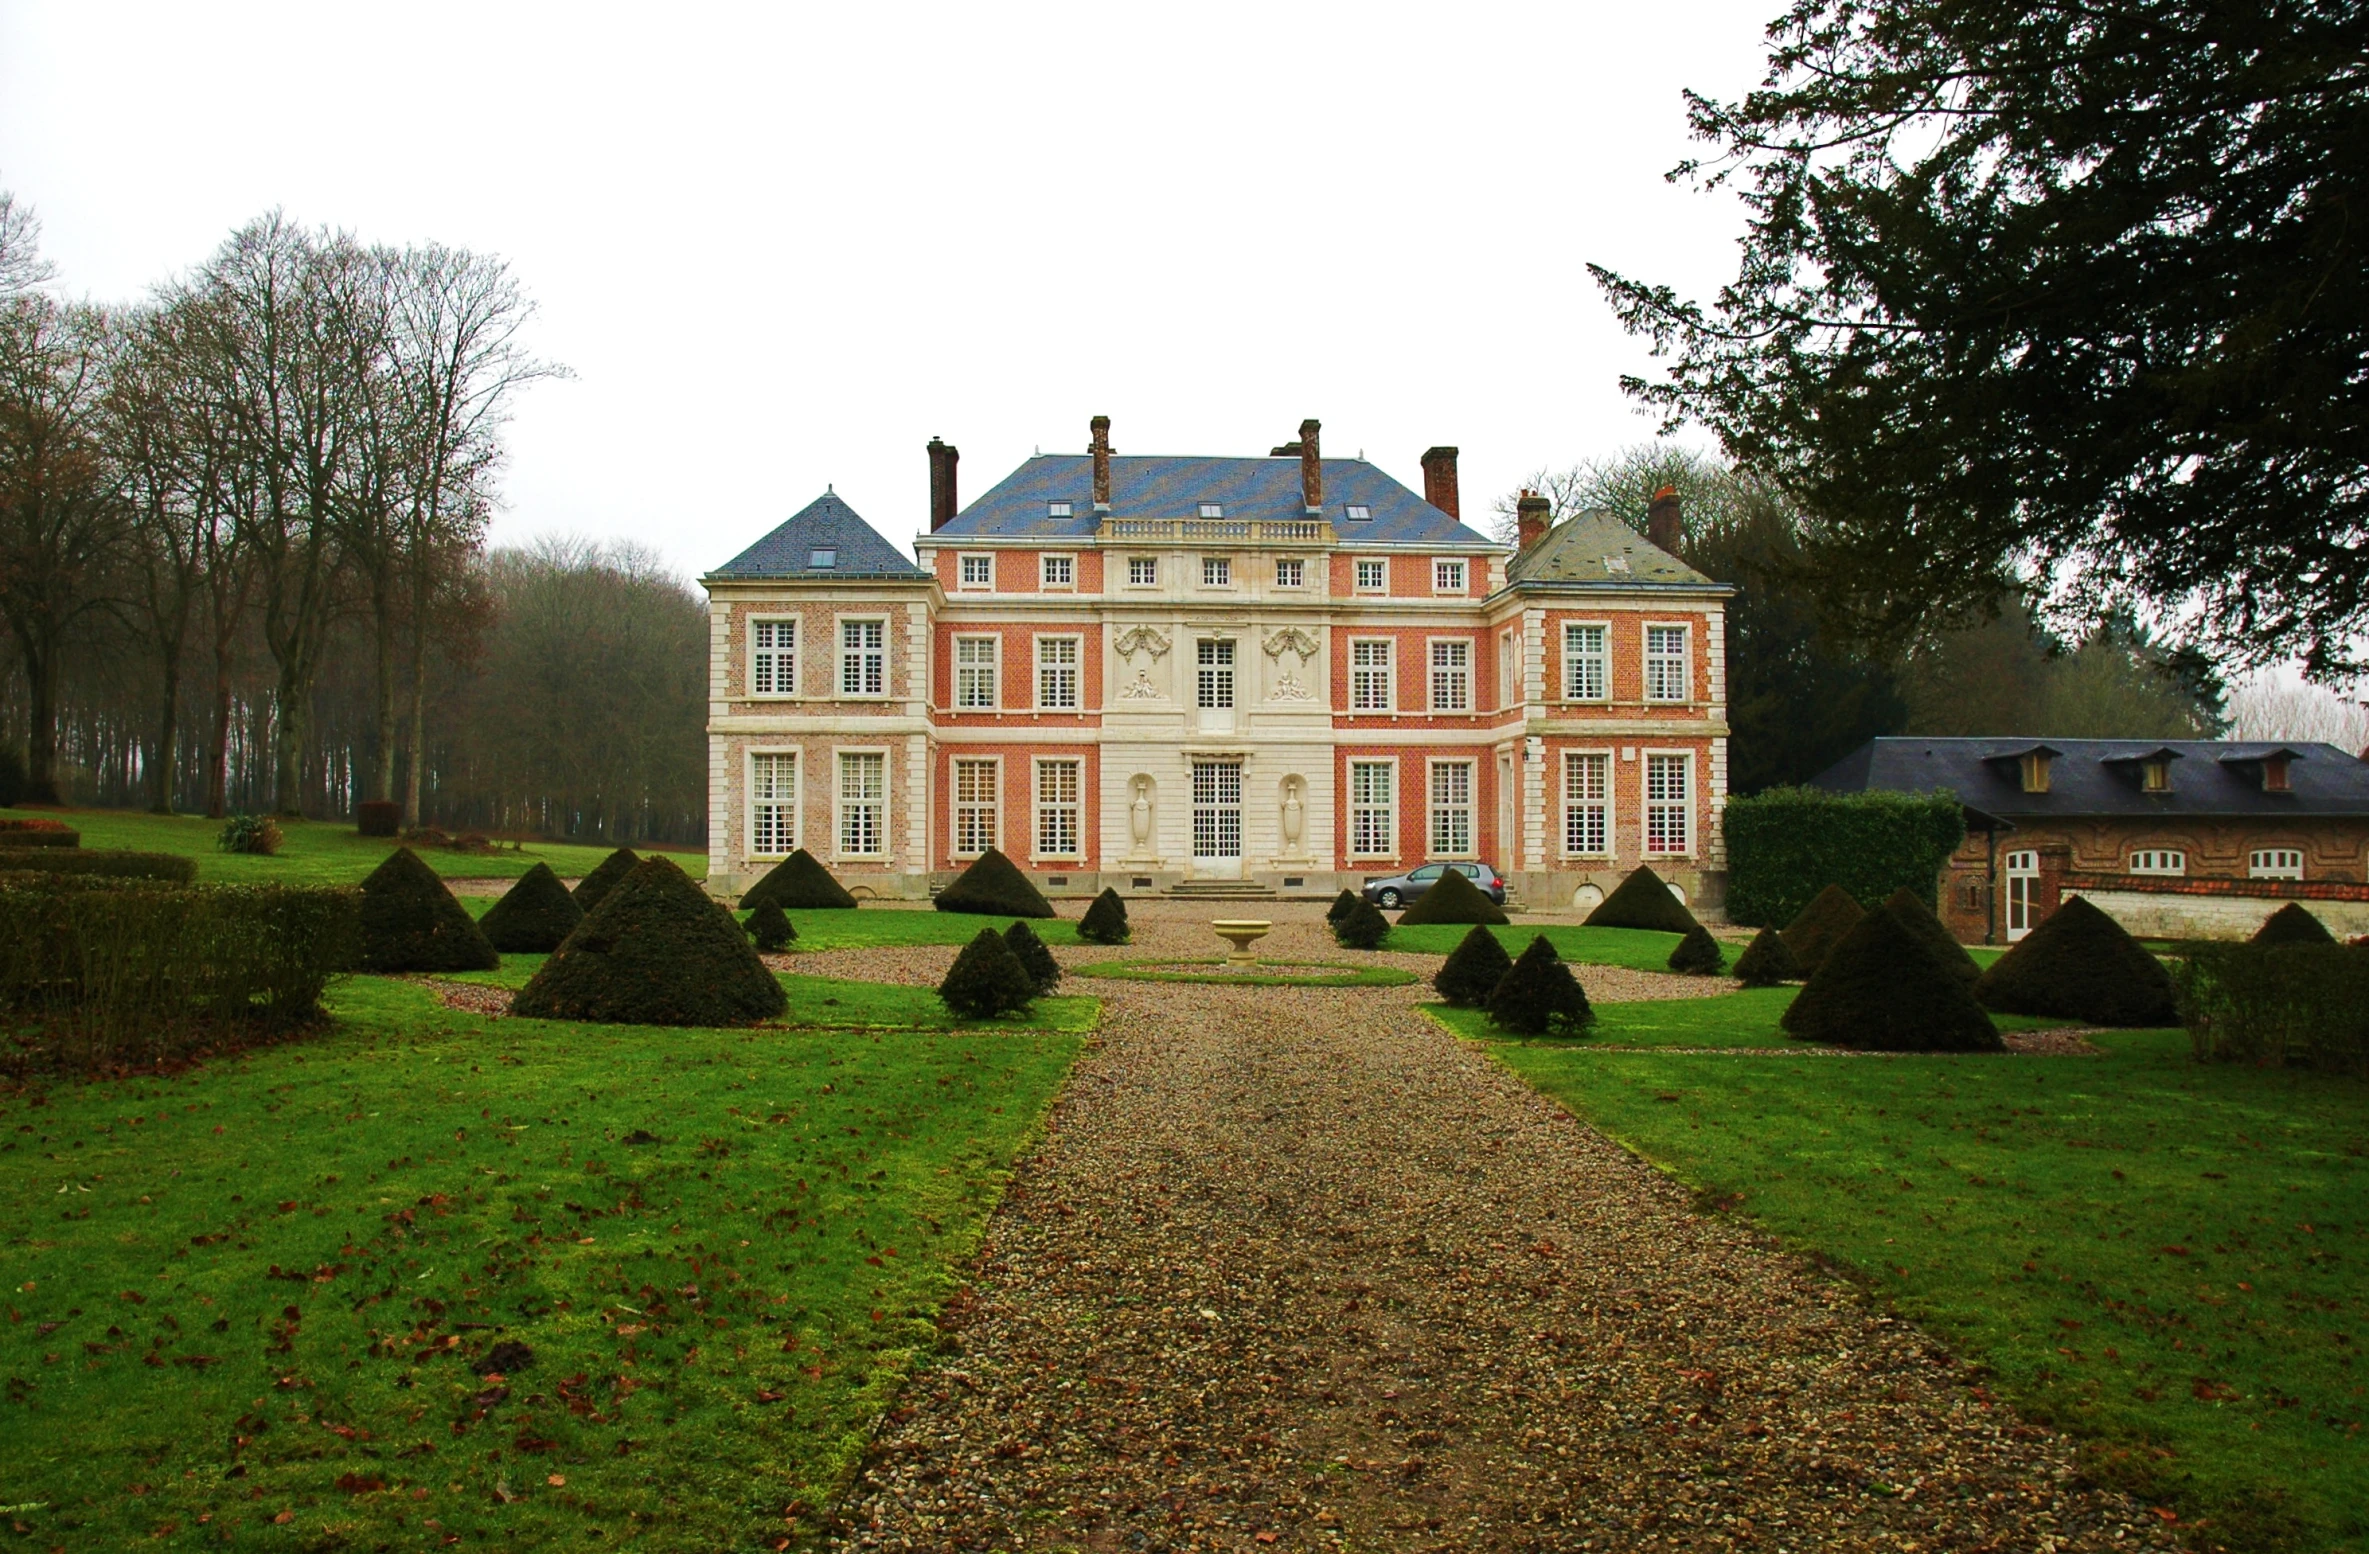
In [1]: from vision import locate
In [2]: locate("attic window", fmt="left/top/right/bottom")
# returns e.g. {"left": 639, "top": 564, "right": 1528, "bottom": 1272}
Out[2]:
{"left": 2142, "top": 759, "right": 2171, "bottom": 793}
{"left": 1198, "top": 503, "right": 1225, "bottom": 518}
{"left": 2263, "top": 754, "right": 2293, "bottom": 792}
{"left": 809, "top": 548, "right": 837, "bottom": 569}
{"left": 2020, "top": 751, "right": 2052, "bottom": 793}
{"left": 1344, "top": 504, "right": 1372, "bottom": 521}
{"left": 1047, "top": 501, "right": 1072, "bottom": 518}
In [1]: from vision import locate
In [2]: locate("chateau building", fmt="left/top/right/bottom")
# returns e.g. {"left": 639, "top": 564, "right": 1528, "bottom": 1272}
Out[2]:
{"left": 702, "top": 419, "right": 1735, "bottom": 906}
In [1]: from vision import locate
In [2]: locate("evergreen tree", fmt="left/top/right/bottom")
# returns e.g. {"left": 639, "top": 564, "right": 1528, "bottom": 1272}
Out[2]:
{"left": 1486, "top": 936, "right": 1594, "bottom": 1037}
{"left": 1003, "top": 920, "right": 1062, "bottom": 994}
{"left": 1434, "top": 925, "right": 1515, "bottom": 1006}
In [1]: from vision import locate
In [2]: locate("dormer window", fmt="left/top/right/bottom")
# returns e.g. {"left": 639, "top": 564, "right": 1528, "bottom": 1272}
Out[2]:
{"left": 1344, "top": 504, "right": 1372, "bottom": 521}
{"left": 809, "top": 548, "right": 837, "bottom": 569}
{"left": 2020, "top": 751, "right": 2052, "bottom": 793}
{"left": 1047, "top": 500, "right": 1072, "bottom": 518}
{"left": 2142, "top": 759, "right": 2170, "bottom": 793}
{"left": 2264, "top": 754, "right": 2292, "bottom": 792}
{"left": 1198, "top": 503, "right": 1225, "bottom": 518}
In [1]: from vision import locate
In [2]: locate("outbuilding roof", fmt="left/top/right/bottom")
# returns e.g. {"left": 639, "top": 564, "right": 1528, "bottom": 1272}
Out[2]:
{"left": 1813, "top": 737, "right": 2369, "bottom": 820}
{"left": 708, "top": 491, "right": 926, "bottom": 580}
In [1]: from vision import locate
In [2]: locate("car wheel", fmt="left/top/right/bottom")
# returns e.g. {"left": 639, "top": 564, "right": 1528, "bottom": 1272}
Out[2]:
{"left": 1378, "top": 888, "right": 1402, "bottom": 909}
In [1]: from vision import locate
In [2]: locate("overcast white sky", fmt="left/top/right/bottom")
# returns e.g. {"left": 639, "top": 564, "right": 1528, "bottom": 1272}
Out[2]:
{"left": 1, "top": 1, "right": 1779, "bottom": 581}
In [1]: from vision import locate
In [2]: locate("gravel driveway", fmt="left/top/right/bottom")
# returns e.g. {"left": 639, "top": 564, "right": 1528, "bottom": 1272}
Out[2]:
{"left": 819, "top": 903, "right": 2173, "bottom": 1553}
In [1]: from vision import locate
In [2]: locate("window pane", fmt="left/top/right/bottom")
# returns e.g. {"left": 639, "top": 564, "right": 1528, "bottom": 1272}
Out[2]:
{"left": 1196, "top": 639, "right": 1235, "bottom": 709}
{"left": 1563, "top": 751, "right": 1607, "bottom": 855}
{"left": 1645, "top": 624, "right": 1688, "bottom": 701}
{"left": 840, "top": 619, "right": 886, "bottom": 696}
{"left": 1429, "top": 761, "right": 1473, "bottom": 856}
{"left": 1037, "top": 638, "right": 1079, "bottom": 709}
{"left": 954, "top": 758, "right": 997, "bottom": 856}
{"left": 1036, "top": 759, "right": 1081, "bottom": 856}
{"left": 752, "top": 619, "right": 796, "bottom": 696}
{"left": 838, "top": 752, "right": 885, "bottom": 855}
{"left": 955, "top": 637, "right": 998, "bottom": 709}
{"left": 1351, "top": 640, "right": 1391, "bottom": 712}
{"left": 1430, "top": 641, "right": 1469, "bottom": 711}
{"left": 751, "top": 752, "right": 796, "bottom": 855}
{"left": 1645, "top": 753, "right": 1689, "bottom": 854}
{"left": 1564, "top": 624, "right": 1606, "bottom": 700}
{"left": 1350, "top": 760, "right": 1394, "bottom": 856}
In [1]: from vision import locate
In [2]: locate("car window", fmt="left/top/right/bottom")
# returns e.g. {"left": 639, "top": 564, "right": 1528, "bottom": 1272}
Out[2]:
{"left": 1411, "top": 865, "right": 1442, "bottom": 881}
{"left": 1451, "top": 863, "right": 1478, "bottom": 878}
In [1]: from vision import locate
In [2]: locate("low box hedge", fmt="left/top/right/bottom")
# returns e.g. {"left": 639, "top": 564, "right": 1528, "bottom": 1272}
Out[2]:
{"left": 2177, "top": 941, "right": 2369, "bottom": 1076}
{"left": 0, "top": 848, "right": 197, "bottom": 884}
{"left": 1725, "top": 787, "right": 1965, "bottom": 928}
{"left": 0, "top": 817, "right": 78, "bottom": 848}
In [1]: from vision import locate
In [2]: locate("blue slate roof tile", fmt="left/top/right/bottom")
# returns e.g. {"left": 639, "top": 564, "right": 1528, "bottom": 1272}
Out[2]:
{"left": 710, "top": 491, "right": 925, "bottom": 580}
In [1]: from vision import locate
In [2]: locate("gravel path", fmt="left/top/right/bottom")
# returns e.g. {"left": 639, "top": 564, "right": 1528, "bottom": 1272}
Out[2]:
{"left": 826, "top": 903, "right": 2174, "bottom": 1553}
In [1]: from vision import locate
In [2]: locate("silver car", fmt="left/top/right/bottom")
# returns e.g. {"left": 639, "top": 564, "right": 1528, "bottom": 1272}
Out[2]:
{"left": 1361, "top": 862, "right": 1507, "bottom": 910}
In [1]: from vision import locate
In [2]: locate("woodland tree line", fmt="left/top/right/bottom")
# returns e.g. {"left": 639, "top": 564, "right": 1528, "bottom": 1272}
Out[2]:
{"left": 0, "top": 197, "right": 707, "bottom": 843}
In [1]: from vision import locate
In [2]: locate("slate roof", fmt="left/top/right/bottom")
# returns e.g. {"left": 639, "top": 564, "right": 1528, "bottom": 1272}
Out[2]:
{"left": 932, "top": 455, "right": 1496, "bottom": 548}
{"left": 1813, "top": 737, "right": 2369, "bottom": 821}
{"left": 1506, "top": 511, "right": 1722, "bottom": 589}
{"left": 709, "top": 491, "right": 925, "bottom": 580}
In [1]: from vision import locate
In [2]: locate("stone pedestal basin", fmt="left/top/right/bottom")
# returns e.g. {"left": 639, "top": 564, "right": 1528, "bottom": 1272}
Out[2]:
{"left": 1211, "top": 919, "right": 1273, "bottom": 966}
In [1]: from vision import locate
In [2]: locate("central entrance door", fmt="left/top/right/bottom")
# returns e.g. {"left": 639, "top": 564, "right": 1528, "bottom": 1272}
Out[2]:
{"left": 1191, "top": 758, "right": 1243, "bottom": 880}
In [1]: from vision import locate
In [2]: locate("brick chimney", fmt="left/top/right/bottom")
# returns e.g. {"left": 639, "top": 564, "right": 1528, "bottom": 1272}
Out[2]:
{"left": 1420, "top": 446, "right": 1461, "bottom": 518}
{"left": 1647, "top": 485, "right": 1683, "bottom": 553}
{"left": 1089, "top": 415, "right": 1112, "bottom": 511}
{"left": 1516, "top": 490, "right": 1551, "bottom": 551}
{"left": 1298, "top": 419, "right": 1322, "bottom": 512}
{"left": 927, "top": 437, "right": 959, "bottom": 531}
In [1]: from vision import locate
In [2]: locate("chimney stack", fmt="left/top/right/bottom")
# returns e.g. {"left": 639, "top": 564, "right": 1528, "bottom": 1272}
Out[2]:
{"left": 927, "top": 437, "right": 959, "bottom": 531}
{"left": 1647, "top": 485, "right": 1683, "bottom": 553}
{"left": 1420, "top": 446, "right": 1461, "bottom": 518}
{"left": 1089, "top": 415, "right": 1112, "bottom": 511}
{"left": 1298, "top": 418, "right": 1322, "bottom": 512}
{"left": 1516, "top": 490, "right": 1551, "bottom": 551}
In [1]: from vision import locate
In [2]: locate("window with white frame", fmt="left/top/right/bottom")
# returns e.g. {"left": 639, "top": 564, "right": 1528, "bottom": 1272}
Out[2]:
{"left": 958, "top": 553, "right": 992, "bottom": 589}
{"left": 839, "top": 618, "right": 886, "bottom": 697}
{"left": 1645, "top": 752, "right": 1691, "bottom": 854}
{"left": 1499, "top": 630, "right": 1516, "bottom": 705}
{"left": 1429, "top": 760, "right": 1474, "bottom": 856}
{"left": 1354, "top": 558, "right": 1386, "bottom": 591}
{"left": 1041, "top": 553, "right": 1073, "bottom": 587}
{"left": 1563, "top": 623, "right": 1608, "bottom": 701}
{"left": 953, "top": 635, "right": 999, "bottom": 709}
{"left": 751, "top": 619, "right": 796, "bottom": 696}
{"left": 1047, "top": 500, "right": 1072, "bottom": 518}
{"left": 1035, "top": 759, "right": 1082, "bottom": 856}
{"left": 1036, "top": 636, "right": 1080, "bottom": 709}
{"left": 1198, "top": 502, "right": 1225, "bottom": 518}
{"left": 1429, "top": 640, "right": 1471, "bottom": 712}
{"left": 1563, "top": 751, "right": 1609, "bottom": 856}
{"left": 1202, "top": 556, "right": 1231, "bottom": 587}
{"left": 1275, "top": 557, "right": 1304, "bottom": 587}
{"left": 749, "top": 751, "right": 796, "bottom": 855}
{"left": 2250, "top": 847, "right": 2304, "bottom": 879}
{"left": 1350, "top": 640, "right": 1393, "bottom": 711}
{"left": 1196, "top": 638, "right": 1235, "bottom": 709}
{"left": 2129, "top": 849, "right": 2187, "bottom": 876}
{"left": 1644, "top": 624, "right": 1690, "bottom": 702}
{"left": 837, "top": 751, "right": 885, "bottom": 856}
{"left": 1349, "top": 760, "right": 1395, "bottom": 856}
{"left": 1127, "top": 556, "right": 1157, "bottom": 586}
{"left": 1433, "top": 558, "right": 1467, "bottom": 593}
{"left": 953, "top": 758, "right": 997, "bottom": 857}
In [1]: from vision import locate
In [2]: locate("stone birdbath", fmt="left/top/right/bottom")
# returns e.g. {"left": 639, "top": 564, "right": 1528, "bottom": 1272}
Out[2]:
{"left": 1211, "top": 918, "right": 1273, "bottom": 967}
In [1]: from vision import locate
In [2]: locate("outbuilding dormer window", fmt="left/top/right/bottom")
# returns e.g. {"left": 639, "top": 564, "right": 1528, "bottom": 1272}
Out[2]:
{"left": 2142, "top": 758, "right": 2171, "bottom": 792}
{"left": 2020, "top": 751, "right": 2052, "bottom": 793}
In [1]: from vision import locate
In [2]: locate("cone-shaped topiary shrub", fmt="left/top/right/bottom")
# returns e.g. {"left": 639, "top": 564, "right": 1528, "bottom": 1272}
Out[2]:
{"left": 573, "top": 847, "right": 640, "bottom": 914}
{"left": 1334, "top": 896, "right": 1391, "bottom": 950}
{"left": 1487, "top": 935, "right": 1594, "bottom": 1036}
{"left": 1434, "top": 925, "right": 1514, "bottom": 1006}
{"left": 935, "top": 847, "right": 1056, "bottom": 918}
{"left": 1583, "top": 865, "right": 1699, "bottom": 933}
{"left": 1667, "top": 924, "right": 1726, "bottom": 975}
{"left": 1004, "top": 920, "right": 1062, "bottom": 993}
{"left": 745, "top": 900, "right": 795, "bottom": 953}
{"left": 1973, "top": 895, "right": 2176, "bottom": 1026}
{"left": 359, "top": 846, "right": 499, "bottom": 973}
{"left": 1883, "top": 886, "right": 1981, "bottom": 983}
{"left": 478, "top": 862, "right": 584, "bottom": 953}
{"left": 1327, "top": 888, "right": 1361, "bottom": 925}
{"left": 515, "top": 856, "right": 786, "bottom": 1026}
{"left": 1781, "top": 907, "right": 2001, "bottom": 1052}
{"left": 938, "top": 927, "right": 1039, "bottom": 1018}
{"left": 1077, "top": 887, "right": 1130, "bottom": 945}
{"left": 2254, "top": 901, "right": 2336, "bottom": 946}
{"left": 1780, "top": 884, "right": 1864, "bottom": 979}
{"left": 740, "top": 848, "right": 857, "bottom": 912}
{"left": 1731, "top": 926, "right": 1802, "bottom": 987}
{"left": 1397, "top": 867, "right": 1510, "bottom": 926}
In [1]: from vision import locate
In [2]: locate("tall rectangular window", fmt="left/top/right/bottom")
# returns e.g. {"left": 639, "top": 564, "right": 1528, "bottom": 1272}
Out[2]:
{"left": 1349, "top": 760, "right": 1395, "bottom": 857}
{"left": 1645, "top": 752, "right": 1690, "bottom": 854}
{"left": 958, "top": 554, "right": 992, "bottom": 588}
{"left": 954, "top": 636, "right": 999, "bottom": 709}
{"left": 1563, "top": 752, "right": 1609, "bottom": 856}
{"left": 1196, "top": 639, "right": 1235, "bottom": 709}
{"left": 1354, "top": 558, "right": 1386, "bottom": 591}
{"left": 1350, "top": 640, "right": 1393, "bottom": 711}
{"left": 1499, "top": 630, "right": 1516, "bottom": 705}
{"left": 839, "top": 618, "right": 886, "bottom": 697}
{"left": 1036, "top": 637, "right": 1079, "bottom": 709}
{"left": 1035, "top": 759, "right": 1082, "bottom": 857}
{"left": 750, "top": 752, "right": 796, "bottom": 855}
{"left": 1430, "top": 640, "right": 1470, "bottom": 712}
{"left": 1563, "top": 624, "right": 1607, "bottom": 701}
{"left": 953, "top": 758, "right": 997, "bottom": 857}
{"left": 1645, "top": 624, "right": 1689, "bottom": 702}
{"left": 1429, "top": 760, "right": 1474, "bottom": 856}
{"left": 751, "top": 620, "right": 796, "bottom": 695}
{"left": 837, "top": 751, "right": 885, "bottom": 856}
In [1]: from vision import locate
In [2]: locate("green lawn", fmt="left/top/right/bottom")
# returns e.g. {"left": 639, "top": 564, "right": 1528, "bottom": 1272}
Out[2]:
{"left": 0, "top": 806, "right": 700, "bottom": 886}
{"left": 1385, "top": 921, "right": 1686, "bottom": 970}
{"left": 1427, "top": 987, "right": 2073, "bottom": 1050}
{"left": 1438, "top": 1003, "right": 2369, "bottom": 1551}
{"left": 765, "top": 907, "right": 1084, "bottom": 951}
{"left": 0, "top": 975, "right": 1081, "bottom": 1550}
{"left": 441, "top": 957, "right": 1100, "bottom": 1033}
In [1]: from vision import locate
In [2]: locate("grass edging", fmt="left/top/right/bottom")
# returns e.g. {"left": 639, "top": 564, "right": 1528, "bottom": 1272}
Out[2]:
{"left": 1069, "top": 959, "right": 1418, "bottom": 988}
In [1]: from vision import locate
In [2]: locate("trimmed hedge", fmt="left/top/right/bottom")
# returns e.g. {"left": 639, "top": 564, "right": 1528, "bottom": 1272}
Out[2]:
{"left": 358, "top": 846, "right": 499, "bottom": 973}
{"left": 1883, "top": 886, "right": 1981, "bottom": 984}
{"left": 1583, "top": 865, "right": 1699, "bottom": 933}
{"left": 355, "top": 799, "right": 400, "bottom": 838}
{"left": 2177, "top": 941, "right": 2369, "bottom": 1076}
{"left": 938, "top": 927, "right": 1038, "bottom": 1018}
{"left": 478, "top": 862, "right": 584, "bottom": 953}
{"left": 0, "top": 876, "right": 357, "bottom": 1072}
{"left": 572, "top": 847, "right": 641, "bottom": 914}
{"left": 1334, "top": 896, "right": 1391, "bottom": 950}
{"left": 1731, "top": 926, "right": 1801, "bottom": 987}
{"left": 1077, "top": 887, "right": 1130, "bottom": 945}
{"left": 2253, "top": 901, "right": 2335, "bottom": 946}
{"left": 1974, "top": 895, "right": 2177, "bottom": 1026}
{"left": 1780, "top": 906, "right": 2001, "bottom": 1052}
{"left": 740, "top": 848, "right": 857, "bottom": 912}
{"left": 1004, "top": 920, "right": 1062, "bottom": 993}
{"left": 1397, "top": 867, "right": 1509, "bottom": 926}
{"left": 1326, "top": 888, "right": 1359, "bottom": 925}
{"left": 0, "top": 817, "right": 78, "bottom": 847}
{"left": 935, "top": 848, "right": 1056, "bottom": 918}
{"left": 745, "top": 901, "right": 795, "bottom": 952}
{"left": 1487, "top": 935, "right": 1594, "bottom": 1036}
{"left": 1780, "top": 884, "right": 1863, "bottom": 979}
{"left": 1434, "top": 925, "right": 1514, "bottom": 1006}
{"left": 1724, "top": 786, "right": 1966, "bottom": 927}
{"left": 515, "top": 856, "right": 786, "bottom": 1026}
{"left": 1668, "top": 925, "right": 1726, "bottom": 975}
{"left": 0, "top": 848, "right": 196, "bottom": 884}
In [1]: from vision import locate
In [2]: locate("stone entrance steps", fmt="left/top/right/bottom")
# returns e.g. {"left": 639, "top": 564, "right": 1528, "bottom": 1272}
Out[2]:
{"left": 1164, "top": 879, "right": 1280, "bottom": 901}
